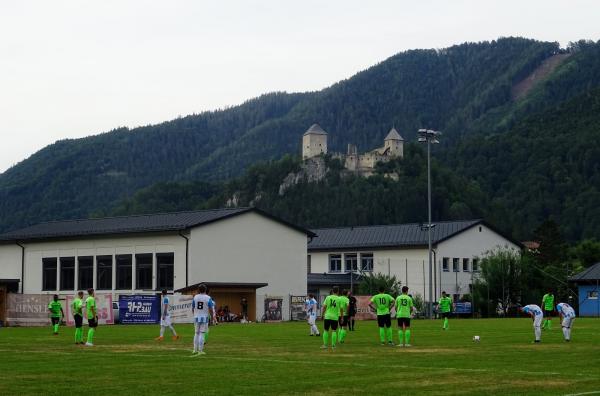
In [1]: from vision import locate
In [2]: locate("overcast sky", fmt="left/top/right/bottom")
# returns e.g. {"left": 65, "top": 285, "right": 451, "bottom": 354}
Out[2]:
{"left": 1, "top": 0, "right": 599, "bottom": 173}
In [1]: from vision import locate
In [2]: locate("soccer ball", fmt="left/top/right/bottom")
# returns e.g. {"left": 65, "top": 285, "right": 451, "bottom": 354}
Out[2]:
{"left": 473, "top": 335, "right": 480, "bottom": 342}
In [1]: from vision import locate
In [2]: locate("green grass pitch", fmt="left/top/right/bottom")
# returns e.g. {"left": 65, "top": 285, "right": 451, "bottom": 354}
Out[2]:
{"left": 1, "top": 318, "right": 599, "bottom": 395}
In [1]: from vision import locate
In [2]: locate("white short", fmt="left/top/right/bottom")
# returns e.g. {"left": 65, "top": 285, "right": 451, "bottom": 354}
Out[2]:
{"left": 307, "top": 315, "right": 316, "bottom": 325}
{"left": 194, "top": 321, "right": 208, "bottom": 333}
{"left": 533, "top": 315, "right": 543, "bottom": 328}
{"left": 160, "top": 316, "right": 172, "bottom": 326}
{"left": 562, "top": 316, "right": 575, "bottom": 328}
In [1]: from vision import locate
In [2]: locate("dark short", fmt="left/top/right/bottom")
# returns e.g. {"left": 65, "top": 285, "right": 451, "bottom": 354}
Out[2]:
{"left": 338, "top": 316, "right": 349, "bottom": 327}
{"left": 324, "top": 319, "right": 339, "bottom": 331}
{"left": 88, "top": 318, "right": 98, "bottom": 328}
{"left": 397, "top": 317, "right": 411, "bottom": 327}
{"left": 544, "top": 310, "right": 553, "bottom": 318}
{"left": 348, "top": 307, "right": 357, "bottom": 316}
{"left": 377, "top": 314, "right": 392, "bottom": 328}
{"left": 74, "top": 314, "right": 83, "bottom": 328}
{"left": 441, "top": 312, "right": 451, "bottom": 319}
{"left": 51, "top": 317, "right": 60, "bottom": 325}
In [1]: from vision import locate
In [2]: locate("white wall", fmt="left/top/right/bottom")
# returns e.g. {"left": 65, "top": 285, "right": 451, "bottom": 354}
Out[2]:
{"left": 0, "top": 243, "right": 22, "bottom": 289}
{"left": 189, "top": 211, "right": 308, "bottom": 321}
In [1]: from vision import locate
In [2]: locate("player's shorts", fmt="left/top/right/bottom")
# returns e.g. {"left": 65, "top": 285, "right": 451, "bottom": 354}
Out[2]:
{"left": 377, "top": 314, "right": 392, "bottom": 328}
{"left": 533, "top": 314, "right": 543, "bottom": 328}
{"left": 194, "top": 321, "right": 208, "bottom": 333}
{"left": 561, "top": 316, "right": 575, "bottom": 328}
{"left": 348, "top": 307, "right": 357, "bottom": 316}
{"left": 323, "top": 319, "right": 339, "bottom": 331}
{"left": 87, "top": 318, "right": 98, "bottom": 328}
{"left": 397, "top": 317, "right": 411, "bottom": 327}
{"left": 544, "top": 310, "right": 554, "bottom": 318}
{"left": 440, "top": 312, "right": 451, "bottom": 319}
{"left": 307, "top": 315, "right": 316, "bottom": 325}
{"left": 74, "top": 314, "right": 83, "bottom": 328}
{"left": 160, "top": 315, "right": 172, "bottom": 327}
{"left": 338, "top": 316, "right": 349, "bottom": 327}
{"left": 51, "top": 317, "right": 60, "bottom": 325}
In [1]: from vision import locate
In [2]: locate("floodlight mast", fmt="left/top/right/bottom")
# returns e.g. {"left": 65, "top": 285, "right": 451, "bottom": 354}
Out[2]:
{"left": 417, "top": 128, "right": 441, "bottom": 319}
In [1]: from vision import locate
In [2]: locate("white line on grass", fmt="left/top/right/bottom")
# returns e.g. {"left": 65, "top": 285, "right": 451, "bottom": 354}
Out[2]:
{"left": 564, "top": 392, "right": 600, "bottom": 396}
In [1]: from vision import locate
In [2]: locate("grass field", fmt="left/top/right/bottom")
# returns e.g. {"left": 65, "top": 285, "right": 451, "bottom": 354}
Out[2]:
{"left": 1, "top": 318, "right": 599, "bottom": 395}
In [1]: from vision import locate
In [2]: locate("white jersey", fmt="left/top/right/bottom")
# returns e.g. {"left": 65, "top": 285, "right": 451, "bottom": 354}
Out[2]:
{"left": 556, "top": 303, "right": 575, "bottom": 318}
{"left": 306, "top": 298, "right": 318, "bottom": 317}
{"left": 192, "top": 293, "right": 215, "bottom": 323}
{"left": 523, "top": 304, "right": 543, "bottom": 317}
{"left": 161, "top": 296, "right": 170, "bottom": 317}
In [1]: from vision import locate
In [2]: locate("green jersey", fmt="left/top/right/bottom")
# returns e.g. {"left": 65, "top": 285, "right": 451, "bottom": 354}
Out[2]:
{"left": 395, "top": 294, "right": 414, "bottom": 318}
{"left": 370, "top": 293, "right": 394, "bottom": 315}
{"left": 72, "top": 297, "right": 83, "bottom": 316}
{"left": 438, "top": 296, "right": 452, "bottom": 313}
{"left": 542, "top": 294, "right": 554, "bottom": 311}
{"left": 48, "top": 300, "right": 62, "bottom": 318}
{"left": 323, "top": 295, "right": 341, "bottom": 320}
{"left": 338, "top": 296, "right": 349, "bottom": 317}
{"left": 85, "top": 296, "right": 96, "bottom": 320}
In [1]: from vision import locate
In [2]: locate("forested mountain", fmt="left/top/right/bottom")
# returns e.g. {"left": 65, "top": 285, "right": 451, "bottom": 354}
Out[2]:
{"left": 2, "top": 37, "right": 600, "bottom": 240}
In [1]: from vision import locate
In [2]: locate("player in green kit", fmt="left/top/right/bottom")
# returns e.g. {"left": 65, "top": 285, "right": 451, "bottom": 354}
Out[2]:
{"left": 395, "top": 286, "right": 415, "bottom": 347}
{"left": 85, "top": 288, "right": 98, "bottom": 347}
{"left": 48, "top": 294, "right": 64, "bottom": 335}
{"left": 438, "top": 291, "right": 453, "bottom": 330}
{"left": 542, "top": 290, "right": 555, "bottom": 330}
{"left": 72, "top": 291, "right": 85, "bottom": 344}
{"left": 369, "top": 286, "right": 395, "bottom": 345}
{"left": 321, "top": 286, "right": 343, "bottom": 350}
{"left": 337, "top": 290, "right": 350, "bottom": 344}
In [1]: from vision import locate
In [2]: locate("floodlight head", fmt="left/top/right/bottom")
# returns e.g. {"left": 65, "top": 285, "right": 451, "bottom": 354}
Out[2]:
{"left": 418, "top": 137, "right": 427, "bottom": 142}
{"left": 418, "top": 128, "right": 428, "bottom": 133}
{"left": 432, "top": 139, "right": 440, "bottom": 144}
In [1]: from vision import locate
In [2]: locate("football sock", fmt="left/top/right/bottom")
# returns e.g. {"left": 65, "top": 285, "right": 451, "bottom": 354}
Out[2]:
{"left": 398, "top": 330, "right": 404, "bottom": 344}
{"left": 340, "top": 329, "right": 346, "bottom": 342}
{"left": 74, "top": 328, "right": 80, "bottom": 342}
{"left": 193, "top": 334, "right": 198, "bottom": 352}
{"left": 311, "top": 324, "right": 320, "bottom": 335}
{"left": 160, "top": 326, "right": 165, "bottom": 337}
{"left": 198, "top": 333, "right": 205, "bottom": 352}
{"left": 562, "top": 327, "right": 568, "bottom": 340}
{"left": 204, "top": 331, "right": 209, "bottom": 343}
{"left": 87, "top": 328, "right": 95, "bottom": 344}
{"left": 386, "top": 327, "right": 393, "bottom": 342}
{"left": 323, "top": 331, "right": 329, "bottom": 346}
{"left": 542, "top": 319, "right": 547, "bottom": 329}
{"left": 567, "top": 327, "right": 571, "bottom": 340}
{"left": 169, "top": 325, "right": 177, "bottom": 336}
{"left": 79, "top": 328, "right": 84, "bottom": 342}
{"left": 351, "top": 319, "right": 355, "bottom": 330}
{"left": 379, "top": 327, "right": 385, "bottom": 343}
{"left": 443, "top": 318, "right": 448, "bottom": 329}
{"left": 534, "top": 326, "right": 541, "bottom": 341}
{"left": 331, "top": 331, "right": 337, "bottom": 347}
{"left": 547, "top": 319, "right": 552, "bottom": 330}
{"left": 405, "top": 329, "right": 411, "bottom": 344}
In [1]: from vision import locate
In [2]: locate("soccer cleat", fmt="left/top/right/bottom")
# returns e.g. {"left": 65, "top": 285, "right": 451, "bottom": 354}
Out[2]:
{"left": 198, "top": 351, "right": 206, "bottom": 355}
{"left": 396, "top": 344, "right": 404, "bottom": 347}
{"left": 316, "top": 333, "right": 320, "bottom": 336}
{"left": 155, "top": 336, "right": 164, "bottom": 341}
{"left": 309, "top": 334, "right": 314, "bottom": 336}
{"left": 405, "top": 344, "right": 412, "bottom": 347}
{"left": 388, "top": 341, "right": 394, "bottom": 346}
{"left": 533, "top": 340, "right": 541, "bottom": 343}
{"left": 172, "top": 335, "right": 179, "bottom": 341}
{"left": 85, "top": 342, "right": 94, "bottom": 347}
{"left": 189, "top": 351, "right": 198, "bottom": 357}
{"left": 320, "top": 345, "right": 328, "bottom": 349}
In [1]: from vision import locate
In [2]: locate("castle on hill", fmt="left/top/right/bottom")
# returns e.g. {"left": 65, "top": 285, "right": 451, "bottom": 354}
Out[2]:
{"left": 301, "top": 123, "right": 404, "bottom": 175}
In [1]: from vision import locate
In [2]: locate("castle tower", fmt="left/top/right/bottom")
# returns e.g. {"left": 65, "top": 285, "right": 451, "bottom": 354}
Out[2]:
{"left": 302, "top": 123, "right": 328, "bottom": 159}
{"left": 383, "top": 127, "right": 404, "bottom": 158}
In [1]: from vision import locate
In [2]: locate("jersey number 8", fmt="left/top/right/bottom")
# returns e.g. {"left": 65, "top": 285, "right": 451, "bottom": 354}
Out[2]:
{"left": 197, "top": 302, "right": 204, "bottom": 310}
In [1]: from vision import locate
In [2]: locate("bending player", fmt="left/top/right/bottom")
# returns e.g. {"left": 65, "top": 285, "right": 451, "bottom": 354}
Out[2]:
{"left": 191, "top": 284, "right": 216, "bottom": 356}
{"left": 306, "top": 294, "right": 320, "bottom": 336}
{"left": 369, "top": 286, "right": 395, "bottom": 345}
{"left": 520, "top": 304, "right": 543, "bottom": 343}
{"left": 156, "top": 289, "right": 179, "bottom": 341}
{"left": 321, "top": 286, "right": 342, "bottom": 350}
{"left": 48, "top": 294, "right": 64, "bottom": 335}
{"left": 556, "top": 302, "right": 576, "bottom": 342}
{"left": 395, "top": 286, "right": 415, "bottom": 347}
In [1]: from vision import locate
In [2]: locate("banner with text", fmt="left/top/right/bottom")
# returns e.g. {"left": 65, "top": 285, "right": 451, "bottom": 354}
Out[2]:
{"left": 66, "top": 294, "right": 114, "bottom": 325}
{"left": 118, "top": 295, "right": 159, "bottom": 324}
{"left": 354, "top": 295, "right": 376, "bottom": 320}
{"left": 168, "top": 294, "right": 194, "bottom": 324}
{"left": 290, "top": 295, "right": 308, "bottom": 321}
{"left": 6, "top": 294, "right": 55, "bottom": 326}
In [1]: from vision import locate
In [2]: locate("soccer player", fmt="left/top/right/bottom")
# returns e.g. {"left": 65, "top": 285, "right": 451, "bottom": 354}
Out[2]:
{"left": 541, "top": 290, "right": 555, "bottom": 330}
{"left": 395, "top": 286, "right": 415, "bottom": 347}
{"left": 438, "top": 291, "right": 453, "bottom": 330}
{"left": 156, "top": 289, "right": 179, "bottom": 341}
{"left": 48, "top": 294, "right": 64, "bottom": 335}
{"left": 191, "top": 284, "right": 216, "bottom": 356}
{"left": 306, "top": 293, "right": 320, "bottom": 336}
{"left": 556, "top": 302, "right": 576, "bottom": 342}
{"left": 72, "top": 291, "right": 84, "bottom": 344}
{"left": 347, "top": 291, "right": 357, "bottom": 331}
{"left": 321, "top": 286, "right": 343, "bottom": 350}
{"left": 337, "top": 290, "right": 350, "bottom": 344}
{"left": 85, "top": 288, "right": 97, "bottom": 346}
{"left": 520, "top": 304, "right": 543, "bottom": 343}
{"left": 368, "top": 286, "right": 395, "bottom": 345}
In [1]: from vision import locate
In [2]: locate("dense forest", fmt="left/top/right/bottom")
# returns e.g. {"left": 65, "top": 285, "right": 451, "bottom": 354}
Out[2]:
{"left": 2, "top": 37, "right": 600, "bottom": 242}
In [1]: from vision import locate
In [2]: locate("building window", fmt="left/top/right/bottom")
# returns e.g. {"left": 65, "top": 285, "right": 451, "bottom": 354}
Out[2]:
{"left": 42, "top": 257, "right": 57, "bottom": 291}
{"left": 453, "top": 258, "right": 460, "bottom": 272}
{"left": 472, "top": 258, "right": 480, "bottom": 272}
{"left": 588, "top": 291, "right": 599, "bottom": 299}
{"left": 442, "top": 257, "right": 449, "bottom": 272}
{"left": 307, "top": 255, "right": 311, "bottom": 274}
{"left": 136, "top": 254, "right": 153, "bottom": 290}
{"left": 78, "top": 256, "right": 93, "bottom": 290}
{"left": 156, "top": 253, "right": 174, "bottom": 290}
{"left": 116, "top": 254, "right": 132, "bottom": 290}
{"left": 329, "top": 254, "right": 342, "bottom": 272}
{"left": 345, "top": 253, "right": 358, "bottom": 272}
{"left": 361, "top": 253, "right": 374, "bottom": 272}
{"left": 96, "top": 255, "right": 113, "bottom": 290}
{"left": 462, "top": 258, "right": 470, "bottom": 272}
{"left": 59, "top": 257, "right": 75, "bottom": 290}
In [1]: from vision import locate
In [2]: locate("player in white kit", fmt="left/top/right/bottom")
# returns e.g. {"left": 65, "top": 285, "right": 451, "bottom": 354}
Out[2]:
{"left": 191, "top": 284, "right": 216, "bottom": 356}
{"left": 156, "top": 289, "right": 179, "bottom": 341}
{"left": 556, "top": 302, "right": 576, "bottom": 342}
{"left": 520, "top": 304, "right": 543, "bottom": 343}
{"left": 306, "top": 294, "right": 320, "bottom": 336}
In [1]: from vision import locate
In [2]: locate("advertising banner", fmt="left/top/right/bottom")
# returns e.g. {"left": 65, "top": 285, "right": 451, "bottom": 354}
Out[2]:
{"left": 454, "top": 302, "right": 472, "bottom": 315}
{"left": 118, "top": 295, "right": 159, "bottom": 324}
{"left": 168, "top": 294, "right": 194, "bottom": 324}
{"left": 5, "top": 294, "right": 55, "bottom": 326}
{"left": 264, "top": 297, "right": 283, "bottom": 322}
{"left": 66, "top": 294, "right": 114, "bottom": 326}
{"left": 290, "top": 295, "right": 308, "bottom": 321}
{"left": 354, "top": 295, "right": 376, "bottom": 320}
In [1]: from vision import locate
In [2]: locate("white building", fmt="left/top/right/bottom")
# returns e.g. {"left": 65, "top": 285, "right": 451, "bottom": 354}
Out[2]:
{"left": 0, "top": 208, "right": 313, "bottom": 322}
{"left": 307, "top": 220, "right": 521, "bottom": 303}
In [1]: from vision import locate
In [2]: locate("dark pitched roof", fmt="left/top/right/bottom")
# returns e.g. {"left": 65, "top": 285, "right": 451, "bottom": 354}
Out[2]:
{"left": 0, "top": 207, "right": 315, "bottom": 242}
{"left": 308, "top": 220, "right": 511, "bottom": 250}
{"left": 570, "top": 263, "right": 600, "bottom": 282}
{"left": 303, "top": 123, "right": 327, "bottom": 136}
{"left": 307, "top": 272, "right": 362, "bottom": 286}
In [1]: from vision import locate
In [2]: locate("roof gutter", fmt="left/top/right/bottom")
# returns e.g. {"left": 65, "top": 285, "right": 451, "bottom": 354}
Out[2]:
{"left": 15, "top": 241, "right": 25, "bottom": 294}
{"left": 178, "top": 231, "right": 189, "bottom": 288}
